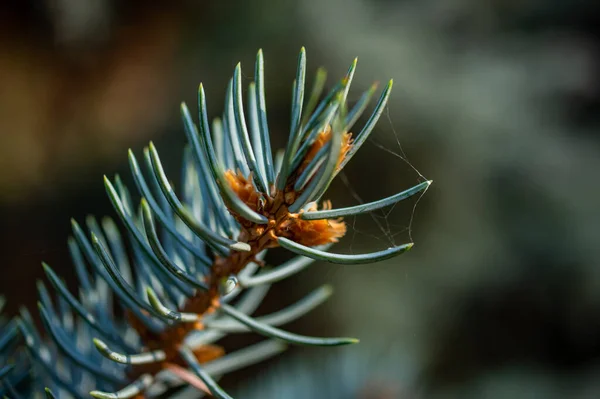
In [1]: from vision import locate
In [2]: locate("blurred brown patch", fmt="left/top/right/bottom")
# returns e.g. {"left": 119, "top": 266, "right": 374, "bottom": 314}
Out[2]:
{"left": 0, "top": 3, "right": 186, "bottom": 203}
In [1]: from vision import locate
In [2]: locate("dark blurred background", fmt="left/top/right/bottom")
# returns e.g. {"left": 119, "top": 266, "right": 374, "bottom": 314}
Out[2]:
{"left": 1, "top": 0, "right": 600, "bottom": 398}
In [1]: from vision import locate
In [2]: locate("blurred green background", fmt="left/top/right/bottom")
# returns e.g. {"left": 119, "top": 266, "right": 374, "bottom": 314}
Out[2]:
{"left": 1, "top": 1, "right": 600, "bottom": 398}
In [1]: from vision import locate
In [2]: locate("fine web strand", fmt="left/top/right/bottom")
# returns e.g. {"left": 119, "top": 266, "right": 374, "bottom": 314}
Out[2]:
{"left": 338, "top": 105, "right": 430, "bottom": 253}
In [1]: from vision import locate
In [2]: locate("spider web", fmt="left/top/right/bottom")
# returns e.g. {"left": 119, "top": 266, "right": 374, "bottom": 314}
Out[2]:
{"left": 339, "top": 105, "right": 430, "bottom": 255}
{"left": 245, "top": 67, "right": 430, "bottom": 255}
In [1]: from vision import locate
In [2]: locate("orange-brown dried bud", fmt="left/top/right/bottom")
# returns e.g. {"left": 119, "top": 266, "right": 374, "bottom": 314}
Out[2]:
{"left": 278, "top": 202, "right": 346, "bottom": 246}
{"left": 338, "top": 131, "right": 353, "bottom": 170}
{"left": 224, "top": 170, "right": 262, "bottom": 213}
{"left": 192, "top": 344, "right": 225, "bottom": 364}
{"left": 297, "top": 126, "right": 353, "bottom": 178}
{"left": 302, "top": 126, "right": 332, "bottom": 170}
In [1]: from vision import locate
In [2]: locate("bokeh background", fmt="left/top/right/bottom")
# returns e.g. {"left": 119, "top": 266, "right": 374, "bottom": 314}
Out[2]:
{"left": 1, "top": 1, "right": 600, "bottom": 398}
